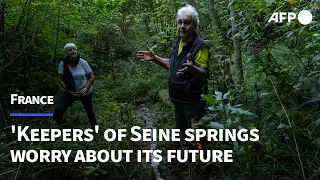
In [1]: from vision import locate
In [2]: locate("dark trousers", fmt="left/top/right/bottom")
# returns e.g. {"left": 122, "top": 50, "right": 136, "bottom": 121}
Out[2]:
{"left": 174, "top": 102, "right": 206, "bottom": 134}
{"left": 53, "top": 91, "right": 97, "bottom": 128}
{"left": 174, "top": 102, "right": 206, "bottom": 150}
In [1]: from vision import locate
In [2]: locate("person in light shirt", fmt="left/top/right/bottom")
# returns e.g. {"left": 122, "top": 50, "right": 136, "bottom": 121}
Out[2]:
{"left": 53, "top": 43, "right": 97, "bottom": 128}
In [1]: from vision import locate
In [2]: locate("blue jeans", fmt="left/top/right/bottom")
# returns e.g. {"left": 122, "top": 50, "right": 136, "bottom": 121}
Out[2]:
{"left": 53, "top": 91, "right": 97, "bottom": 128}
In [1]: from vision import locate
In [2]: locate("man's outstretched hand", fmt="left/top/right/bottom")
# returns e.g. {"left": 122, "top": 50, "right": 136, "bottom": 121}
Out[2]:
{"left": 136, "top": 46, "right": 155, "bottom": 61}
{"left": 177, "top": 53, "right": 194, "bottom": 75}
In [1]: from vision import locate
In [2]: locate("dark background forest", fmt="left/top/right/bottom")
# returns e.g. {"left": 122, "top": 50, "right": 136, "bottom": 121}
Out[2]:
{"left": 0, "top": 0, "right": 319, "bottom": 179}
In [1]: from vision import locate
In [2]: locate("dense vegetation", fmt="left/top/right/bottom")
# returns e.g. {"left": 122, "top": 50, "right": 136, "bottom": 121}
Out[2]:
{"left": 0, "top": 0, "right": 319, "bottom": 179}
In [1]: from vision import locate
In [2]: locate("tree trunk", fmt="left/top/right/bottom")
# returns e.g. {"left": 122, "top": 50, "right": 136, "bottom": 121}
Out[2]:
{"left": 208, "top": 0, "right": 219, "bottom": 28}
{"left": 230, "top": 4, "right": 244, "bottom": 92}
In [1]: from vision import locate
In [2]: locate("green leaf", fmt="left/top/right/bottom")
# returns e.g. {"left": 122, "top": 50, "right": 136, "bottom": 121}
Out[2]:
{"left": 196, "top": 114, "right": 217, "bottom": 126}
{"left": 226, "top": 118, "right": 232, "bottom": 127}
{"left": 312, "top": 54, "right": 320, "bottom": 65}
{"left": 223, "top": 91, "right": 230, "bottom": 100}
{"left": 242, "top": 26, "right": 249, "bottom": 38}
{"left": 314, "top": 119, "right": 320, "bottom": 126}
{"left": 286, "top": 31, "right": 293, "bottom": 39}
{"left": 260, "top": 92, "right": 272, "bottom": 98}
{"left": 277, "top": 123, "right": 289, "bottom": 129}
{"left": 227, "top": 0, "right": 236, "bottom": 9}
{"left": 207, "top": 122, "right": 224, "bottom": 129}
{"left": 293, "top": 84, "right": 300, "bottom": 90}
{"left": 208, "top": 106, "right": 216, "bottom": 111}
{"left": 233, "top": 32, "right": 241, "bottom": 39}
{"left": 160, "top": 39, "right": 167, "bottom": 44}
{"left": 233, "top": 104, "right": 243, "bottom": 108}
{"left": 214, "top": 91, "right": 223, "bottom": 101}
{"left": 299, "top": 26, "right": 307, "bottom": 35}
{"left": 257, "top": 0, "right": 265, "bottom": 7}
{"left": 246, "top": 56, "right": 253, "bottom": 63}
{"left": 202, "top": 94, "right": 218, "bottom": 104}
{"left": 228, "top": 105, "right": 255, "bottom": 116}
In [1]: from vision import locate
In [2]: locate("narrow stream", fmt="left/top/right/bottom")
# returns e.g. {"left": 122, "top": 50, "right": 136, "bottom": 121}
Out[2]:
{"left": 134, "top": 103, "right": 164, "bottom": 180}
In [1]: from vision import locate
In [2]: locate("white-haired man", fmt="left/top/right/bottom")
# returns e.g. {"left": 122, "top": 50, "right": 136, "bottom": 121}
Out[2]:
{"left": 53, "top": 43, "right": 97, "bottom": 128}
{"left": 136, "top": 5, "right": 209, "bottom": 150}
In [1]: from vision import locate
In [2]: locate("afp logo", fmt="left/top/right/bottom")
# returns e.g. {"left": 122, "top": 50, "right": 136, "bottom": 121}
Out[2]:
{"left": 268, "top": 10, "right": 313, "bottom": 25}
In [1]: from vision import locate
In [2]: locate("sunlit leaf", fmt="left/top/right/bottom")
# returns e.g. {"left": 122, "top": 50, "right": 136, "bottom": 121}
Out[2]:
{"left": 208, "top": 106, "right": 216, "bottom": 111}
{"left": 202, "top": 94, "right": 218, "bottom": 104}
{"left": 228, "top": 105, "right": 255, "bottom": 116}
{"left": 223, "top": 91, "right": 230, "bottom": 100}
{"left": 214, "top": 91, "right": 223, "bottom": 101}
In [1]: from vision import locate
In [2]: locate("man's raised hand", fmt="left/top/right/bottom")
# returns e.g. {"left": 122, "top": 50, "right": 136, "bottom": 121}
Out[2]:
{"left": 136, "top": 46, "right": 155, "bottom": 61}
{"left": 177, "top": 53, "right": 194, "bottom": 75}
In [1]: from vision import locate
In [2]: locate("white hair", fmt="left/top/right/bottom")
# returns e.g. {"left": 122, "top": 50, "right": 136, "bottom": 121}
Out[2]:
{"left": 64, "top": 43, "right": 77, "bottom": 52}
{"left": 176, "top": 5, "right": 199, "bottom": 27}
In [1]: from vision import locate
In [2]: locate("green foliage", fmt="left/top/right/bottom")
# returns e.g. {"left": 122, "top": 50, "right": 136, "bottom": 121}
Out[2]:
{"left": 96, "top": 60, "right": 167, "bottom": 104}
{"left": 199, "top": 91, "right": 255, "bottom": 131}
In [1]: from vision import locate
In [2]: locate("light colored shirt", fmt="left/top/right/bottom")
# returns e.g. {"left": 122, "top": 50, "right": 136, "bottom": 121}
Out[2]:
{"left": 178, "top": 40, "right": 209, "bottom": 67}
{"left": 58, "top": 58, "right": 93, "bottom": 95}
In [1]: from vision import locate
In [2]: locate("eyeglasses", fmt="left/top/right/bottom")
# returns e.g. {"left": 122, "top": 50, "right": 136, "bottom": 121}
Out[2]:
{"left": 177, "top": 20, "right": 192, "bottom": 27}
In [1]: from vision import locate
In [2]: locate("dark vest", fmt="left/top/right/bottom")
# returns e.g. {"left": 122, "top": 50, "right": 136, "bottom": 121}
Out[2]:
{"left": 168, "top": 35, "right": 209, "bottom": 103}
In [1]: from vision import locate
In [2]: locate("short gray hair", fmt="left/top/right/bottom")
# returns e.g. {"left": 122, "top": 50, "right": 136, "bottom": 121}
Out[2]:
{"left": 64, "top": 43, "right": 77, "bottom": 52}
{"left": 176, "top": 5, "right": 199, "bottom": 27}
